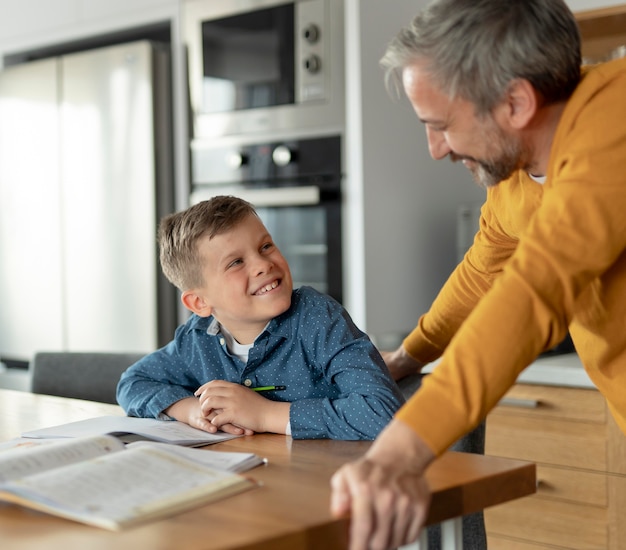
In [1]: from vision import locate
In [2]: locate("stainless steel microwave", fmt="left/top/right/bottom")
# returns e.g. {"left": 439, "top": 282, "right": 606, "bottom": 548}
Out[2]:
{"left": 183, "top": 0, "right": 345, "bottom": 139}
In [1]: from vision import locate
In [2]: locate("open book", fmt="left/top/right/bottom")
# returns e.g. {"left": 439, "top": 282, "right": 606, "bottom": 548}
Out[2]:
{"left": 0, "top": 434, "right": 260, "bottom": 530}
{"left": 22, "top": 415, "right": 240, "bottom": 447}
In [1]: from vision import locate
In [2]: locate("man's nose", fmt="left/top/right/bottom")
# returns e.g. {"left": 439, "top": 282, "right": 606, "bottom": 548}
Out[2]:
{"left": 426, "top": 127, "right": 451, "bottom": 160}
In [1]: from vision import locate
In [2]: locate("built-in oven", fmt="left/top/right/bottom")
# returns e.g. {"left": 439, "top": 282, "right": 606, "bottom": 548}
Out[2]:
{"left": 190, "top": 135, "right": 343, "bottom": 303}
{"left": 183, "top": 0, "right": 344, "bottom": 139}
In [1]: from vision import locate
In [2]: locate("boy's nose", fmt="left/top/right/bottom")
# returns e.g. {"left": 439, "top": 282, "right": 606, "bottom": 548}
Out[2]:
{"left": 254, "top": 256, "right": 273, "bottom": 276}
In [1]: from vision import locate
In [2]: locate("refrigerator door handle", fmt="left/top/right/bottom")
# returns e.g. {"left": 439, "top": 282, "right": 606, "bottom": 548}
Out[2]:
{"left": 191, "top": 185, "right": 321, "bottom": 207}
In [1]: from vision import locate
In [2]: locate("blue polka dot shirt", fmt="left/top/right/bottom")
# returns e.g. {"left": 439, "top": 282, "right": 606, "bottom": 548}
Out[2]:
{"left": 116, "top": 286, "right": 404, "bottom": 440}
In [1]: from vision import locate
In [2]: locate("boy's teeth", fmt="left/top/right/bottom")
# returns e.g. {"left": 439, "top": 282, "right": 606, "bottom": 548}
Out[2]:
{"left": 258, "top": 281, "right": 278, "bottom": 294}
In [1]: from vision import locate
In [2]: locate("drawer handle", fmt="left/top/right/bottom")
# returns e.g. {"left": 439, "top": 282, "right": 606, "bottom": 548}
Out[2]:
{"left": 536, "top": 479, "right": 553, "bottom": 491}
{"left": 499, "top": 397, "right": 541, "bottom": 408}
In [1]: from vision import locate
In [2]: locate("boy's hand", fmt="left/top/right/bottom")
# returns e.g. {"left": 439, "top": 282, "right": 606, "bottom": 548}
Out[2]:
{"left": 195, "top": 380, "right": 290, "bottom": 434}
{"left": 164, "top": 396, "right": 253, "bottom": 436}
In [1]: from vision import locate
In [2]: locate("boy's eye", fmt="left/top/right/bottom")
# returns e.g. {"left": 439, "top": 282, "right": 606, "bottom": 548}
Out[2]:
{"left": 227, "top": 258, "right": 243, "bottom": 269}
{"left": 261, "top": 242, "right": 274, "bottom": 252}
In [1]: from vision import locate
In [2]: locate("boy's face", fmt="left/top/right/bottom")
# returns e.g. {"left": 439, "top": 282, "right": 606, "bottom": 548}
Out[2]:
{"left": 186, "top": 213, "right": 293, "bottom": 343}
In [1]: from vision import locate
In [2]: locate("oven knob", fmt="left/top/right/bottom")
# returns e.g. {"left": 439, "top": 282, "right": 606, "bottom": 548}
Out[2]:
{"left": 272, "top": 145, "right": 293, "bottom": 167}
{"left": 227, "top": 152, "right": 248, "bottom": 169}
{"left": 303, "top": 54, "right": 321, "bottom": 74}
{"left": 303, "top": 24, "right": 320, "bottom": 44}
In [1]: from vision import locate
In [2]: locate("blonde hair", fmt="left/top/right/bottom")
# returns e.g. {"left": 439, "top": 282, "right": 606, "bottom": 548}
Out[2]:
{"left": 158, "top": 196, "right": 258, "bottom": 290}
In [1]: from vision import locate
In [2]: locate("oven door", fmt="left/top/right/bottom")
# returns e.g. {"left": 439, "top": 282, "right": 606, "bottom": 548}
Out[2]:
{"left": 190, "top": 184, "right": 342, "bottom": 304}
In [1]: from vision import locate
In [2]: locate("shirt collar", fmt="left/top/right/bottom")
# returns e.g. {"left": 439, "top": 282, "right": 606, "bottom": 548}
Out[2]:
{"left": 184, "top": 290, "right": 297, "bottom": 340}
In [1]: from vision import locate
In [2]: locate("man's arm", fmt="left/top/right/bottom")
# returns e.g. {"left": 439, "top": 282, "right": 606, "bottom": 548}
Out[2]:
{"left": 381, "top": 346, "right": 425, "bottom": 381}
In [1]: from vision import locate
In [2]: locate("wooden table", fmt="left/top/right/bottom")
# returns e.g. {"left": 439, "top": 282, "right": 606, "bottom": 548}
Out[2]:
{"left": 0, "top": 389, "right": 536, "bottom": 549}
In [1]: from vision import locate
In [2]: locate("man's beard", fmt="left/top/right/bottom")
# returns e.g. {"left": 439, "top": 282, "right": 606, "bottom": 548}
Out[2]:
{"left": 453, "top": 123, "right": 526, "bottom": 190}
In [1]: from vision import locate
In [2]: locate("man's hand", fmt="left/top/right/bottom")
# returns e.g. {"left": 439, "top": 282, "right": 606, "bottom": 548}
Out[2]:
{"left": 330, "top": 420, "right": 434, "bottom": 550}
{"left": 380, "top": 346, "right": 425, "bottom": 381}
{"left": 195, "top": 380, "right": 290, "bottom": 434}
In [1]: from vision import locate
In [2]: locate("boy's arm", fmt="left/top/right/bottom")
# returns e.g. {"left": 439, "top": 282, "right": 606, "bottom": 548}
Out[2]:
{"left": 116, "top": 356, "right": 196, "bottom": 418}
{"left": 289, "top": 302, "right": 405, "bottom": 440}
{"left": 117, "top": 319, "right": 227, "bottom": 418}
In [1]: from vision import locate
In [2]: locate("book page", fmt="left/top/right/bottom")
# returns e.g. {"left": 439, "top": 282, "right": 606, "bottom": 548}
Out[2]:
{"left": 126, "top": 441, "right": 266, "bottom": 473}
{"left": 0, "top": 435, "right": 124, "bottom": 483}
{"left": 22, "top": 416, "right": 240, "bottom": 446}
{"left": 0, "top": 445, "right": 255, "bottom": 529}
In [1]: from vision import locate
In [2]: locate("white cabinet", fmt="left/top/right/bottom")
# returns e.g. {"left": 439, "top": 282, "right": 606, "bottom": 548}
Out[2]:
{"left": 0, "top": 43, "right": 176, "bottom": 360}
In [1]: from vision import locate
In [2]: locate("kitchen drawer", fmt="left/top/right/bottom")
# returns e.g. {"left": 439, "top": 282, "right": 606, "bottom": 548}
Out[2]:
{"left": 494, "top": 384, "right": 605, "bottom": 423}
{"left": 485, "top": 494, "right": 607, "bottom": 549}
{"left": 534, "top": 465, "right": 607, "bottom": 507}
{"left": 487, "top": 413, "right": 607, "bottom": 471}
{"left": 487, "top": 535, "right": 563, "bottom": 549}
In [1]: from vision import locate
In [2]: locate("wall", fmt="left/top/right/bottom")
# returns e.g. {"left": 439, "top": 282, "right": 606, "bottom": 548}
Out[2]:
{"left": 344, "top": 0, "right": 485, "bottom": 342}
{"left": 0, "top": 0, "right": 177, "bottom": 63}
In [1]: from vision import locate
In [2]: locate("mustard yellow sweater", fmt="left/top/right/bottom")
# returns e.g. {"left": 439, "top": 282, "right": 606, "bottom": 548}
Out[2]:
{"left": 398, "top": 57, "right": 626, "bottom": 455}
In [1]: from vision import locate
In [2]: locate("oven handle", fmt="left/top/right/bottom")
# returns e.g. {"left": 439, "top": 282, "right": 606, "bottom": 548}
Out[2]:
{"left": 191, "top": 186, "right": 321, "bottom": 207}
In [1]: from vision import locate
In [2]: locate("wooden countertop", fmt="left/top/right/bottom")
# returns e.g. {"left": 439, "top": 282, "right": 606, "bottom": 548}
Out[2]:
{"left": 0, "top": 389, "right": 536, "bottom": 549}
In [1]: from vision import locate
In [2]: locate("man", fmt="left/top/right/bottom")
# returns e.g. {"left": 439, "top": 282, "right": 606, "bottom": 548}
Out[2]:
{"left": 330, "top": 0, "right": 626, "bottom": 549}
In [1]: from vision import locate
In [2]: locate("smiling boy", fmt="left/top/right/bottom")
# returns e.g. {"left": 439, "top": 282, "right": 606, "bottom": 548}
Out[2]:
{"left": 116, "top": 196, "right": 403, "bottom": 440}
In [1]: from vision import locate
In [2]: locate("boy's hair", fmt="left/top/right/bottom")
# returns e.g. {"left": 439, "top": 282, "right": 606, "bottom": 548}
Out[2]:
{"left": 158, "top": 195, "right": 258, "bottom": 291}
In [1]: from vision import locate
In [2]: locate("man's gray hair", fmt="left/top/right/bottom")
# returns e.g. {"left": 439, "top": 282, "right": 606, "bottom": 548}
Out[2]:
{"left": 380, "top": 0, "right": 581, "bottom": 116}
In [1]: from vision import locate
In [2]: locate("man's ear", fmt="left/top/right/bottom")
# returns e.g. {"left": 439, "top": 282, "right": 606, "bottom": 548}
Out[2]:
{"left": 181, "top": 290, "right": 213, "bottom": 317}
{"left": 500, "top": 78, "right": 538, "bottom": 130}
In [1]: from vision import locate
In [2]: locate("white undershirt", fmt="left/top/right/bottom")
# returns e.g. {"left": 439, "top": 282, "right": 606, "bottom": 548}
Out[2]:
{"left": 220, "top": 325, "right": 254, "bottom": 363}
{"left": 529, "top": 173, "right": 547, "bottom": 184}
{"left": 218, "top": 322, "right": 291, "bottom": 435}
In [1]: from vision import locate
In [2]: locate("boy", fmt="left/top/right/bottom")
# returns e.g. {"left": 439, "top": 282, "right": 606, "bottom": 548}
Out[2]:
{"left": 117, "top": 196, "right": 403, "bottom": 440}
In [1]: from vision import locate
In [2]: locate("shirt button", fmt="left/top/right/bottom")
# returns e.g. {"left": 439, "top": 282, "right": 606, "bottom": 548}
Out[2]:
{"left": 243, "top": 379, "right": 252, "bottom": 387}
{"left": 219, "top": 338, "right": 225, "bottom": 346}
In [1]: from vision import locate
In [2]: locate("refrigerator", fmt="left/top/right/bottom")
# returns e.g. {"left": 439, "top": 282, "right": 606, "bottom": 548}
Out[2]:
{"left": 0, "top": 40, "right": 177, "bottom": 366}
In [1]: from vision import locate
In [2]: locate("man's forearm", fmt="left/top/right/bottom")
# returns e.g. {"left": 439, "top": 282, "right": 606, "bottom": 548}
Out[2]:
{"left": 365, "top": 418, "right": 435, "bottom": 473}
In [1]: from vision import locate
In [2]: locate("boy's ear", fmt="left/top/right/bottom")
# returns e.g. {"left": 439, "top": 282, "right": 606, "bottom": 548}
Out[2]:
{"left": 181, "top": 290, "right": 213, "bottom": 317}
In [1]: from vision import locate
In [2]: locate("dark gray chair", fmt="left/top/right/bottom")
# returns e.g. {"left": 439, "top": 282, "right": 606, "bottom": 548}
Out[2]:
{"left": 30, "top": 352, "right": 146, "bottom": 404}
{"left": 397, "top": 373, "right": 487, "bottom": 550}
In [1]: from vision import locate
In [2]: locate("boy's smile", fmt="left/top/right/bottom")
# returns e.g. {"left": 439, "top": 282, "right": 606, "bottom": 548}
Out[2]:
{"left": 185, "top": 213, "right": 293, "bottom": 344}
{"left": 254, "top": 279, "right": 280, "bottom": 295}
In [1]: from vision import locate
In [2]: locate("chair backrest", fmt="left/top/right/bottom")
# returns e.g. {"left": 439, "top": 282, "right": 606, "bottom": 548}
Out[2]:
{"left": 30, "top": 352, "right": 146, "bottom": 404}
{"left": 396, "top": 373, "right": 425, "bottom": 401}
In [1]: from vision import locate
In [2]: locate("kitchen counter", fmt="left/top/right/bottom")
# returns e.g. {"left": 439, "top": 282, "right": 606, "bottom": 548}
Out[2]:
{"left": 517, "top": 352, "right": 593, "bottom": 389}
{"left": 0, "top": 363, "right": 31, "bottom": 392}
{"left": 423, "top": 352, "right": 594, "bottom": 390}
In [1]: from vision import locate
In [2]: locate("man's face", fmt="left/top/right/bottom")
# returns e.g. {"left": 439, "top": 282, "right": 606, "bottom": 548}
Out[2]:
{"left": 402, "top": 62, "right": 527, "bottom": 189}
{"left": 193, "top": 213, "right": 293, "bottom": 343}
